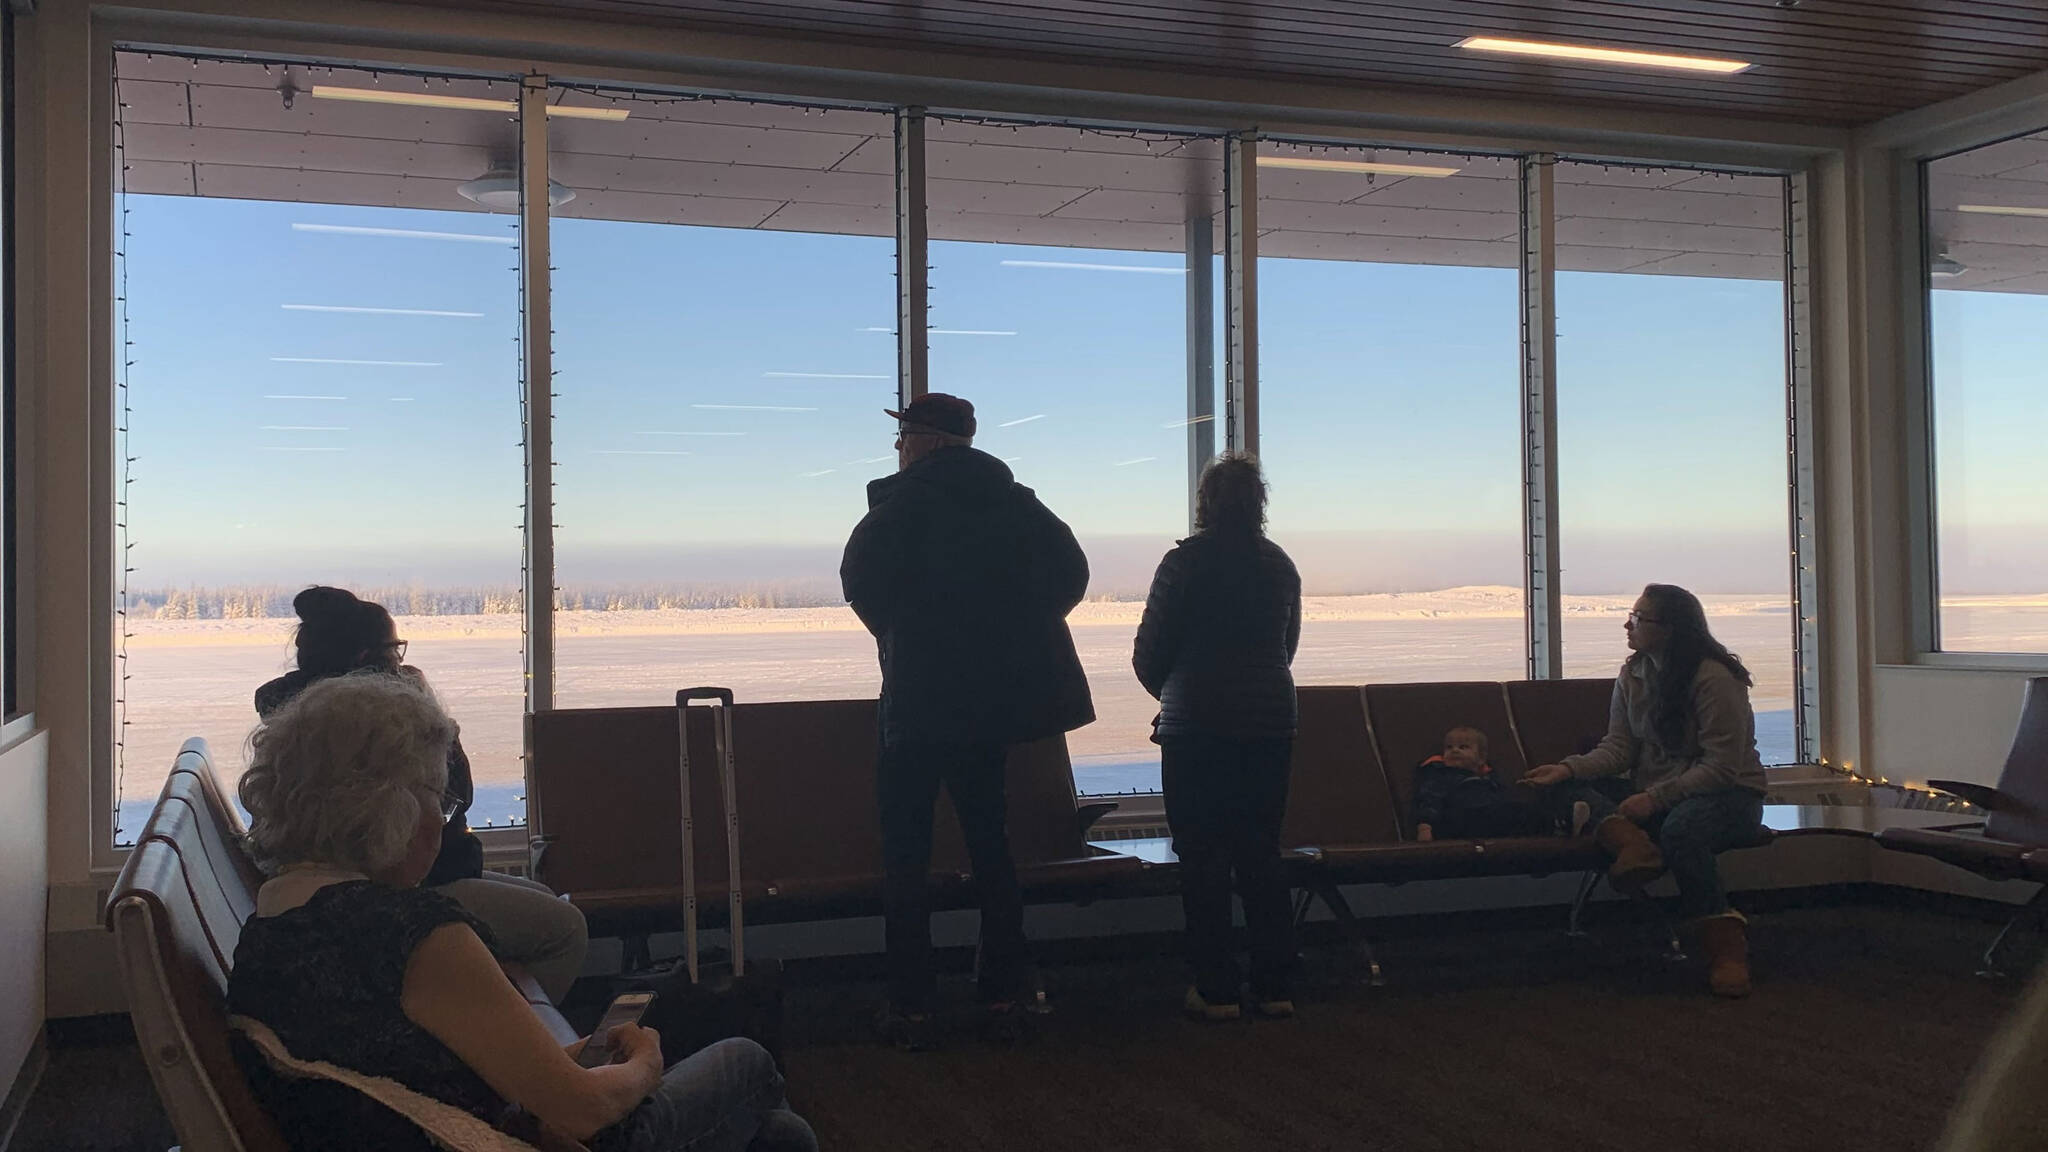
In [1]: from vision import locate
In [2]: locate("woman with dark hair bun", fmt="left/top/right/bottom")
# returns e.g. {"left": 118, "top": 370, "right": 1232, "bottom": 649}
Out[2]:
{"left": 1134, "top": 454, "right": 1303, "bottom": 1021}
{"left": 255, "top": 586, "right": 588, "bottom": 1000}
{"left": 1520, "top": 582, "right": 1768, "bottom": 998}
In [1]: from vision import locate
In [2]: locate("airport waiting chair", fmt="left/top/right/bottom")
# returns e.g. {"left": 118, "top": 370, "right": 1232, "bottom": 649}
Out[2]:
{"left": 1880, "top": 677, "right": 2048, "bottom": 975}
{"left": 1278, "top": 685, "right": 1404, "bottom": 983}
{"left": 1505, "top": 677, "right": 1621, "bottom": 768}
{"left": 109, "top": 760, "right": 292, "bottom": 1152}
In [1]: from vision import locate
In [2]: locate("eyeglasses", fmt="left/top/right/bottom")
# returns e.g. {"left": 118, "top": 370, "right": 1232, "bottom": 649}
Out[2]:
{"left": 1626, "top": 611, "right": 1663, "bottom": 626}
{"left": 422, "top": 788, "right": 461, "bottom": 822}
{"left": 383, "top": 639, "right": 409, "bottom": 662}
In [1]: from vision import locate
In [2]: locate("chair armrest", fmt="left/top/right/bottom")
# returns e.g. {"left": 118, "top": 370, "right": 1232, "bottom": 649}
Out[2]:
{"left": 529, "top": 836, "right": 554, "bottom": 885}
{"left": 1076, "top": 802, "right": 1119, "bottom": 837}
{"left": 1926, "top": 780, "right": 2007, "bottom": 811}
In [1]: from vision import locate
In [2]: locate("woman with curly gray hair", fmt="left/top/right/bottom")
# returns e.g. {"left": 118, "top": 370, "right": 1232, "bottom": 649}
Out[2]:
{"left": 228, "top": 674, "right": 816, "bottom": 1152}
{"left": 256, "top": 585, "right": 588, "bottom": 1002}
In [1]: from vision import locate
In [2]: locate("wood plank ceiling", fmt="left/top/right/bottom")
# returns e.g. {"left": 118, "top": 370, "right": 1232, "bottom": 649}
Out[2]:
{"left": 114, "top": 55, "right": 1793, "bottom": 281}
{"left": 397, "top": 0, "right": 2048, "bottom": 127}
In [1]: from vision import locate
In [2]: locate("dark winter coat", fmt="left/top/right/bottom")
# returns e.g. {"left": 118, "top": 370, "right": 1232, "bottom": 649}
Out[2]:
{"left": 840, "top": 445, "right": 1096, "bottom": 746}
{"left": 254, "top": 667, "right": 484, "bottom": 885}
{"left": 1133, "top": 529, "right": 1302, "bottom": 741}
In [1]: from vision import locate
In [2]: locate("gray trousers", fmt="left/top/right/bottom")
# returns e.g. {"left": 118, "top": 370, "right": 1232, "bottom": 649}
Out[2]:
{"left": 435, "top": 871, "right": 590, "bottom": 1001}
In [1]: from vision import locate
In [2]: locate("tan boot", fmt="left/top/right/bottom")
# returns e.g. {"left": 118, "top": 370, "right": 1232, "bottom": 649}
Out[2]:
{"left": 1595, "top": 814, "right": 1665, "bottom": 891}
{"left": 1697, "top": 912, "right": 1752, "bottom": 999}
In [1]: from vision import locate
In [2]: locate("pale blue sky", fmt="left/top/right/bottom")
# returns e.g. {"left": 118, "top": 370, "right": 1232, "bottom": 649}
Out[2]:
{"left": 122, "top": 193, "right": 2038, "bottom": 599}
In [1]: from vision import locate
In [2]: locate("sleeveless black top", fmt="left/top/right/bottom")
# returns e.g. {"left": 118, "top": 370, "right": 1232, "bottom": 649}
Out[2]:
{"left": 228, "top": 882, "right": 508, "bottom": 1152}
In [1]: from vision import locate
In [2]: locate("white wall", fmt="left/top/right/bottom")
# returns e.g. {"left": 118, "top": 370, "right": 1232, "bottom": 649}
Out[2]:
{"left": 1868, "top": 668, "right": 2037, "bottom": 788}
{"left": 0, "top": 731, "right": 48, "bottom": 1099}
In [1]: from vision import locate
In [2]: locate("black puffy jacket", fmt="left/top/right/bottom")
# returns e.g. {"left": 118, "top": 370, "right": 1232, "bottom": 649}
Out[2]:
{"left": 840, "top": 445, "right": 1096, "bottom": 746}
{"left": 1133, "top": 530, "right": 1301, "bottom": 741}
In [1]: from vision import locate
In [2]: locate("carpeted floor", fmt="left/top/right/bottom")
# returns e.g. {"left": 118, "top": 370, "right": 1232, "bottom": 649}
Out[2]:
{"left": 15, "top": 897, "right": 2039, "bottom": 1152}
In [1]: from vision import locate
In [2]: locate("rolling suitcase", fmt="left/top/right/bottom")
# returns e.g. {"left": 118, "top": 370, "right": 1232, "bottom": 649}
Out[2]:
{"left": 622, "top": 687, "right": 786, "bottom": 1067}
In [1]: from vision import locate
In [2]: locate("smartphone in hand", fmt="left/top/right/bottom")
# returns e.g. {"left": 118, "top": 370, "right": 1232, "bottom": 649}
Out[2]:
{"left": 577, "top": 991, "right": 656, "bottom": 1068}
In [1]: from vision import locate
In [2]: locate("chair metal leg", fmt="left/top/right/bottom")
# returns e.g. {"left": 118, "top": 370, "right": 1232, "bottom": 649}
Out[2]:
{"left": 1566, "top": 870, "right": 1601, "bottom": 939}
{"left": 1292, "top": 887, "right": 1315, "bottom": 928}
{"left": 1977, "top": 887, "right": 2048, "bottom": 979}
{"left": 1621, "top": 888, "right": 1686, "bottom": 962}
{"left": 1312, "top": 880, "right": 1385, "bottom": 987}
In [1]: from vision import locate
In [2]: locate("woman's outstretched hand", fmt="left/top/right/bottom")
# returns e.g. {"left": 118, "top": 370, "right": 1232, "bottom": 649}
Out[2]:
{"left": 1520, "top": 764, "right": 1572, "bottom": 788}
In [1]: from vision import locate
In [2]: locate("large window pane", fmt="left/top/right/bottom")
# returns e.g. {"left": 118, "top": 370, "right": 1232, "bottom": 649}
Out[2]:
{"left": 1553, "top": 164, "right": 1796, "bottom": 763}
{"left": 1258, "top": 143, "right": 1526, "bottom": 684}
{"left": 927, "top": 119, "right": 1223, "bottom": 795}
{"left": 115, "top": 55, "right": 524, "bottom": 838}
{"left": 549, "top": 92, "right": 895, "bottom": 714}
{"left": 1925, "top": 132, "right": 2048, "bottom": 653}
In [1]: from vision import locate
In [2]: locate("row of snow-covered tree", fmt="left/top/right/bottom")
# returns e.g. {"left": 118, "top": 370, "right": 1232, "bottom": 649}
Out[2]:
{"left": 130, "top": 583, "right": 847, "bottom": 621}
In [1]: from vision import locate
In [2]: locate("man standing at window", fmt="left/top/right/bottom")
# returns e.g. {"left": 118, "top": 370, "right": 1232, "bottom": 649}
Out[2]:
{"left": 841, "top": 393, "right": 1095, "bottom": 1049}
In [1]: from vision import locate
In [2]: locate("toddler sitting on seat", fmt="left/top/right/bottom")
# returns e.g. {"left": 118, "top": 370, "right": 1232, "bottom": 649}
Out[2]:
{"left": 1414, "top": 726, "right": 1561, "bottom": 841}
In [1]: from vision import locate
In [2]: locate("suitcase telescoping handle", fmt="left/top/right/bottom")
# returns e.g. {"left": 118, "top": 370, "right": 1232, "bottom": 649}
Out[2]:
{"left": 676, "top": 687, "right": 744, "bottom": 980}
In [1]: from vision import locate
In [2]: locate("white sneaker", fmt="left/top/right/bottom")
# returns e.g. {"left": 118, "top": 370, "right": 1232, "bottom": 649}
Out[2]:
{"left": 1571, "top": 800, "right": 1593, "bottom": 838}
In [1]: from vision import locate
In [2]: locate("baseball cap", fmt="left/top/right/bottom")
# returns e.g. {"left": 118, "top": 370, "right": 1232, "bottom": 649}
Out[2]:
{"left": 884, "top": 392, "right": 976, "bottom": 438}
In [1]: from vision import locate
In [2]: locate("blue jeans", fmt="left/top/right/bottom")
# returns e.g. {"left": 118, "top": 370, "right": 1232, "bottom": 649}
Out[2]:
{"left": 1563, "top": 783, "right": 1764, "bottom": 920}
{"left": 595, "top": 1038, "right": 816, "bottom": 1152}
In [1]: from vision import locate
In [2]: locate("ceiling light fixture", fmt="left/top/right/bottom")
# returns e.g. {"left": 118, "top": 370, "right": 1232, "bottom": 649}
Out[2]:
{"left": 1455, "top": 36, "right": 1752, "bottom": 74}
{"left": 457, "top": 165, "right": 574, "bottom": 211}
{"left": 1956, "top": 204, "right": 2048, "bottom": 218}
{"left": 308, "top": 85, "right": 629, "bottom": 119}
{"left": 1257, "top": 156, "right": 1462, "bottom": 178}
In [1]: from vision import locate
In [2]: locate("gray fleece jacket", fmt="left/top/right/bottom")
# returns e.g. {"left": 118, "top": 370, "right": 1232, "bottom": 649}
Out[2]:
{"left": 1562, "top": 655, "right": 1767, "bottom": 811}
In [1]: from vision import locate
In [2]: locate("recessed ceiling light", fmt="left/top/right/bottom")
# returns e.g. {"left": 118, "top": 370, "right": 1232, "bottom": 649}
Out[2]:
{"left": 1257, "top": 156, "right": 1462, "bottom": 178}
{"left": 1956, "top": 204, "right": 2048, "bottom": 218}
{"left": 308, "top": 86, "right": 628, "bottom": 120}
{"left": 1456, "top": 36, "right": 1752, "bottom": 74}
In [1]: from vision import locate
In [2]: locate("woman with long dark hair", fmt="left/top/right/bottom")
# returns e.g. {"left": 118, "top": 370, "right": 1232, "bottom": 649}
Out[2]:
{"left": 255, "top": 586, "right": 588, "bottom": 1000}
{"left": 1521, "top": 583, "right": 1767, "bottom": 997}
{"left": 1134, "top": 455, "right": 1302, "bottom": 1020}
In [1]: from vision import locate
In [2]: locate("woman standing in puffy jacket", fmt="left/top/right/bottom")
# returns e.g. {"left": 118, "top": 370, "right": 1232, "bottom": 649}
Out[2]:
{"left": 1134, "top": 454, "right": 1302, "bottom": 1021}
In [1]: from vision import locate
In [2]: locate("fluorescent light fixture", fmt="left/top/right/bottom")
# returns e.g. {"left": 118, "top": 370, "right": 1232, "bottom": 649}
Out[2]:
{"left": 1456, "top": 35, "right": 1752, "bottom": 74}
{"left": 1956, "top": 204, "right": 2048, "bottom": 218}
{"left": 999, "top": 414, "right": 1047, "bottom": 428}
{"left": 263, "top": 394, "right": 348, "bottom": 401}
{"left": 283, "top": 304, "right": 483, "bottom": 317}
{"left": 292, "top": 223, "right": 514, "bottom": 245}
{"left": 690, "top": 404, "right": 820, "bottom": 412}
{"left": 1000, "top": 260, "right": 1188, "bottom": 274}
{"left": 270, "top": 357, "right": 442, "bottom": 366}
{"left": 1114, "top": 457, "right": 1158, "bottom": 467}
{"left": 1256, "top": 156, "right": 1462, "bottom": 178}
{"left": 764, "top": 372, "right": 892, "bottom": 380}
{"left": 260, "top": 425, "right": 349, "bottom": 431}
{"left": 308, "top": 86, "right": 628, "bottom": 119}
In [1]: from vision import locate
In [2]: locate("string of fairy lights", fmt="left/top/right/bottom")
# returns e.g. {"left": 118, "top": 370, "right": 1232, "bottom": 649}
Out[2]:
{"left": 113, "top": 55, "right": 136, "bottom": 844}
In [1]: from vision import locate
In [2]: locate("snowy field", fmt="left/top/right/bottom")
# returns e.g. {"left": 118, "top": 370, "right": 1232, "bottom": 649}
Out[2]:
{"left": 115, "top": 588, "right": 2040, "bottom": 832}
